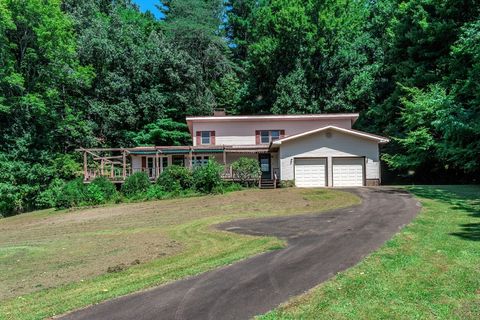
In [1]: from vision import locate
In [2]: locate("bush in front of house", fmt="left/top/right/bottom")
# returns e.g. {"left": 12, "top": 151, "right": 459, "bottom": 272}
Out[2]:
{"left": 55, "top": 178, "right": 89, "bottom": 208}
{"left": 192, "top": 160, "right": 223, "bottom": 193}
{"left": 212, "top": 181, "right": 243, "bottom": 194}
{"left": 279, "top": 180, "right": 295, "bottom": 188}
{"left": 36, "top": 162, "right": 246, "bottom": 211}
{"left": 231, "top": 157, "right": 261, "bottom": 187}
{"left": 157, "top": 165, "right": 193, "bottom": 192}
{"left": 121, "top": 172, "right": 151, "bottom": 197}
{"left": 90, "top": 176, "right": 118, "bottom": 202}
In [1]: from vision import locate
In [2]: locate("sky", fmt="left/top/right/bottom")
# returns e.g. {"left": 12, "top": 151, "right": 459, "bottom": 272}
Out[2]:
{"left": 133, "top": 0, "right": 164, "bottom": 19}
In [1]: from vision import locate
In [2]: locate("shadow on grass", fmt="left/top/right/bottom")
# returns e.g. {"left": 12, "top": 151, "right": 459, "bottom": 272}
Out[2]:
{"left": 406, "top": 185, "right": 480, "bottom": 241}
{"left": 450, "top": 223, "right": 480, "bottom": 241}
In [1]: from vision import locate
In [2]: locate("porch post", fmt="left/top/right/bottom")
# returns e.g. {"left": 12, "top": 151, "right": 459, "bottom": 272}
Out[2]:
{"left": 122, "top": 150, "right": 126, "bottom": 179}
{"left": 189, "top": 148, "right": 193, "bottom": 169}
{"left": 83, "top": 151, "right": 87, "bottom": 181}
{"left": 100, "top": 159, "right": 104, "bottom": 176}
{"left": 222, "top": 147, "right": 226, "bottom": 165}
{"left": 110, "top": 163, "right": 114, "bottom": 178}
{"left": 155, "top": 151, "right": 160, "bottom": 178}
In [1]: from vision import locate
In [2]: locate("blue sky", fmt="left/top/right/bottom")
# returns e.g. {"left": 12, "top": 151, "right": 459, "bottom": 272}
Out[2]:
{"left": 133, "top": 0, "right": 164, "bottom": 19}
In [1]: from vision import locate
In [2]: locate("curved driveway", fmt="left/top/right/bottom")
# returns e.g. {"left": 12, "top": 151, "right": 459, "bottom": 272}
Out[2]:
{"left": 61, "top": 187, "right": 420, "bottom": 320}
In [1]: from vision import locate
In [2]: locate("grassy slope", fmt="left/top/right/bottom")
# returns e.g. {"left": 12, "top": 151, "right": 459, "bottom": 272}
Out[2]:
{"left": 0, "top": 188, "right": 359, "bottom": 320}
{"left": 259, "top": 185, "right": 480, "bottom": 320}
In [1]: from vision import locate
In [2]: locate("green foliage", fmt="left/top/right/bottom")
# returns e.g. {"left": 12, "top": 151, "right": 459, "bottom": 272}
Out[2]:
{"left": 36, "top": 179, "right": 66, "bottom": 209}
{"left": 129, "top": 119, "right": 192, "bottom": 146}
{"left": 56, "top": 178, "right": 88, "bottom": 208}
{"left": 272, "top": 65, "right": 312, "bottom": 114}
{"left": 2, "top": 0, "right": 480, "bottom": 217}
{"left": 212, "top": 182, "right": 243, "bottom": 194}
{"left": 279, "top": 180, "right": 295, "bottom": 188}
{"left": 157, "top": 165, "right": 193, "bottom": 192}
{"left": 146, "top": 184, "right": 170, "bottom": 200}
{"left": 84, "top": 183, "right": 106, "bottom": 205}
{"left": 90, "top": 177, "right": 118, "bottom": 202}
{"left": 121, "top": 172, "right": 151, "bottom": 197}
{"left": 231, "top": 157, "right": 261, "bottom": 186}
{"left": 192, "top": 160, "right": 223, "bottom": 193}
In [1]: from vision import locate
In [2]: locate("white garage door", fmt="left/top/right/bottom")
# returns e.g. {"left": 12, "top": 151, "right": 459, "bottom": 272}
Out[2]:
{"left": 294, "top": 158, "right": 326, "bottom": 187}
{"left": 332, "top": 158, "right": 364, "bottom": 187}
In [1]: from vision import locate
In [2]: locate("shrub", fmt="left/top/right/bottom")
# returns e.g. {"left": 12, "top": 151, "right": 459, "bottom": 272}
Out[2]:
{"left": 212, "top": 182, "right": 243, "bottom": 194}
{"left": 121, "top": 172, "right": 151, "bottom": 197}
{"left": 36, "top": 178, "right": 65, "bottom": 208}
{"left": 280, "top": 180, "right": 295, "bottom": 188}
{"left": 231, "top": 157, "right": 261, "bottom": 187}
{"left": 192, "top": 160, "right": 223, "bottom": 193}
{"left": 56, "top": 178, "right": 88, "bottom": 208}
{"left": 85, "top": 183, "right": 105, "bottom": 205}
{"left": 90, "top": 177, "right": 118, "bottom": 201}
{"left": 157, "top": 165, "right": 193, "bottom": 192}
{"left": 146, "top": 185, "right": 169, "bottom": 200}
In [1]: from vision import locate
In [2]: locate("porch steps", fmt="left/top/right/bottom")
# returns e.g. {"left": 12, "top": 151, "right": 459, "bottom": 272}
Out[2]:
{"left": 260, "top": 179, "right": 277, "bottom": 189}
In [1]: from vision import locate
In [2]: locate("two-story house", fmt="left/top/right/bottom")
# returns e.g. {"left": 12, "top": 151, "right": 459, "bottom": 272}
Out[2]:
{"left": 78, "top": 111, "right": 389, "bottom": 187}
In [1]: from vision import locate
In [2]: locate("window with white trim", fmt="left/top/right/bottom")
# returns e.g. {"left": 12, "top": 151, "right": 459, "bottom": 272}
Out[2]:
{"left": 201, "top": 131, "right": 211, "bottom": 145}
{"left": 260, "top": 130, "right": 281, "bottom": 144}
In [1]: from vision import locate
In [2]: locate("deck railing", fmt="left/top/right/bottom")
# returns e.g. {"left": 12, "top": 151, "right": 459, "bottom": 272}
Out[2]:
{"left": 84, "top": 165, "right": 237, "bottom": 182}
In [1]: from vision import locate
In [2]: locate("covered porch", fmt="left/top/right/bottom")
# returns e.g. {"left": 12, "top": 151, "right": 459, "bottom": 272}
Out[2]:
{"left": 76, "top": 145, "right": 279, "bottom": 184}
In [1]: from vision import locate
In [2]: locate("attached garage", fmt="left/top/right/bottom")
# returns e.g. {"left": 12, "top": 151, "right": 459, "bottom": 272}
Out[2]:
{"left": 274, "top": 126, "right": 389, "bottom": 187}
{"left": 294, "top": 158, "right": 327, "bottom": 187}
{"left": 332, "top": 157, "right": 364, "bottom": 187}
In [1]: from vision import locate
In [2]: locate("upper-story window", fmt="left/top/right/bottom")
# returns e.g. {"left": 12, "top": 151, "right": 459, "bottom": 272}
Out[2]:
{"left": 259, "top": 130, "right": 282, "bottom": 144}
{"left": 201, "top": 131, "right": 211, "bottom": 144}
{"left": 196, "top": 131, "right": 216, "bottom": 145}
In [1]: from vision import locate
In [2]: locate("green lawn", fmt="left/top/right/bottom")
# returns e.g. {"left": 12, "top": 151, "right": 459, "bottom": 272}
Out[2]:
{"left": 259, "top": 185, "right": 480, "bottom": 320}
{"left": 0, "top": 188, "right": 359, "bottom": 320}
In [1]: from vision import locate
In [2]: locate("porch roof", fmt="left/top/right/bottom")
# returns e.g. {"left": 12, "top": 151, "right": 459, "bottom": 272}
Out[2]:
{"left": 76, "top": 145, "right": 272, "bottom": 154}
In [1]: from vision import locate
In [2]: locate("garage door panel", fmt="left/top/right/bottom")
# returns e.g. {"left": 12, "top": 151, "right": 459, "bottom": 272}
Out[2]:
{"left": 332, "top": 158, "right": 364, "bottom": 187}
{"left": 295, "top": 158, "right": 326, "bottom": 188}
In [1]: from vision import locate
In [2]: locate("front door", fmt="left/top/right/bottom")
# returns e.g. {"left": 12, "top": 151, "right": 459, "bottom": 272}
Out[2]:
{"left": 259, "top": 154, "right": 271, "bottom": 179}
{"left": 146, "top": 156, "right": 156, "bottom": 178}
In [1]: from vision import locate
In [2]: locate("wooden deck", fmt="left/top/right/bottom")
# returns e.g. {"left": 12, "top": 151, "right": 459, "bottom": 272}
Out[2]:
{"left": 76, "top": 146, "right": 277, "bottom": 185}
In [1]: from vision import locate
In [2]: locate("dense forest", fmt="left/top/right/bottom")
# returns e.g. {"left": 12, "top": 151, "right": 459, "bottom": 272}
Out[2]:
{"left": 1, "top": 0, "right": 479, "bottom": 216}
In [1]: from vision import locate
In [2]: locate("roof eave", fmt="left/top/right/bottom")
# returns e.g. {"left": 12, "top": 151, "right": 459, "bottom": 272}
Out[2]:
{"left": 273, "top": 126, "right": 390, "bottom": 145}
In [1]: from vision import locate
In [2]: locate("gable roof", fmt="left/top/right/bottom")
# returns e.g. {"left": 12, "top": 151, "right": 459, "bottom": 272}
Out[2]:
{"left": 186, "top": 113, "right": 359, "bottom": 134}
{"left": 270, "top": 125, "right": 390, "bottom": 147}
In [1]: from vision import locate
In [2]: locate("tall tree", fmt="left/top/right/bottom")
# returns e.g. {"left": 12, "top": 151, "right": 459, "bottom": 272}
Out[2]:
{"left": 369, "top": 0, "right": 480, "bottom": 178}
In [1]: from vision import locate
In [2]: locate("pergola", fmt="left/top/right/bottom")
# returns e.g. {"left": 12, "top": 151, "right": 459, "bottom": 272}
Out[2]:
{"left": 76, "top": 145, "right": 271, "bottom": 183}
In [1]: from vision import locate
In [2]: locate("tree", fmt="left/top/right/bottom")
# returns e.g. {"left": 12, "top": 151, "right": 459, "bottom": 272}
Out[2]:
{"left": 231, "top": 157, "right": 261, "bottom": 187}
{"left": 128, "top": 119, "right": 192, "bottom": 146}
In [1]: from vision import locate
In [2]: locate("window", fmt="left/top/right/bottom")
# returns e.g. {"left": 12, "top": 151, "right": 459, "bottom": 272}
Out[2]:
{"left": 259, "top": 130, "right": 282, "bottom": 144}
{"left": 260, "top": 131, "right": 270, "bottom": 144}
{"left": 172, "top": 155, "right": 184, "bottom": 166}
{"left": 201, "top": 131, "right": 211, "bottom": 145}
{"left": 270, "top": 130, "right": 280, "bottom": 141}
{"left": 193, "top": 155, "right": 210, "bottom": 167}
{"left": 161, "top": 157, "right": 168, "bottom": 170}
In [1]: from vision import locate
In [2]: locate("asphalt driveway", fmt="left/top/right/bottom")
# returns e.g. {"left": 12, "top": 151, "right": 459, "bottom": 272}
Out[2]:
{"left": 60, "top": 187, "right": 420, "bottom": 320}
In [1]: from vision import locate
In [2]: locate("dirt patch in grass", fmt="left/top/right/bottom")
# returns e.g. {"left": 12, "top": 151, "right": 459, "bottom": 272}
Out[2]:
{"left": 0, "top": 188, "right": 357, "bottom": 303}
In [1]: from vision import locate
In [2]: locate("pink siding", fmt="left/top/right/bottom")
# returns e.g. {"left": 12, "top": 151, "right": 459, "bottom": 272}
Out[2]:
{"left": 191, "top": 119, "right": 352, "bottom": 146}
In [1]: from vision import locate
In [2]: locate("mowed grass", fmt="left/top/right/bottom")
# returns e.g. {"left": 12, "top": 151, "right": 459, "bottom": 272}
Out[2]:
{"left": 259, "top": 185, "right": 480, "bottom": 320}
{"left": 0, "top": 188, "right": 359, "bottom": 320}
